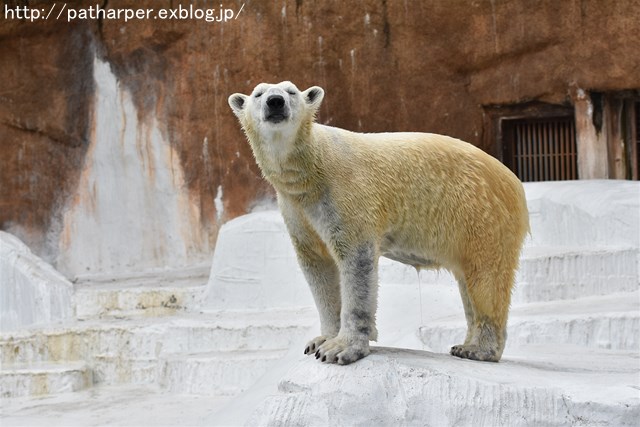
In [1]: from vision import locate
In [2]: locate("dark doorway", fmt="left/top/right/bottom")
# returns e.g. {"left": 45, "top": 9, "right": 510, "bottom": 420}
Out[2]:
{"left": 502, "top": 117, "right": 577, "bottom": 182}
{"left": 632, "top": 102, "right": 640, "bottom": 179}
{"left": 620, "top": 98, "right": 639, "bottom": 180}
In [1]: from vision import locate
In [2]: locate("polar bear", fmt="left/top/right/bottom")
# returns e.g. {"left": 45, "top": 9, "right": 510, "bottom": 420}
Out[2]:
{"left": 228, "top": 81, "right": 529, "bottom": 364}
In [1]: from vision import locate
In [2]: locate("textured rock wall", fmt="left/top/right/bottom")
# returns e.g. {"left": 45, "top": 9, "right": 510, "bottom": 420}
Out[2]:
{"left": 0, "top": 17, "right": 94, "bottom": 255}
{"left": 1, "top": 0, "right": 639, "bottom": 276}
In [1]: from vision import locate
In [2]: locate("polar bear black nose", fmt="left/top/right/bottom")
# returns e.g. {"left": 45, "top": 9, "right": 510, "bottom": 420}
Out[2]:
{"left": 266, "top": 95, "right": 285, "bottom": 109}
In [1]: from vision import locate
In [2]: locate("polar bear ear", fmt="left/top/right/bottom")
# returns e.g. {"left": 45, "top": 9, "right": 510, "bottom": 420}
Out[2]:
{"left": 228, "top": 93, "right": 248, "bottom": 117}
{"left": 302, "top": 86, "right": 325, "bottom": 109}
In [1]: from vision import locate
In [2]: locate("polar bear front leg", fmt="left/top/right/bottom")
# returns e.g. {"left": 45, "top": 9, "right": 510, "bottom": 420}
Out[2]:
{"left": 315, "top": 243, "right": 379, "bottom": 365}
{"left": 280, "top": 203, "right": 343, "bottom": 355}
{"left": 298, "top": 254, "right": 342, "bottom": 355}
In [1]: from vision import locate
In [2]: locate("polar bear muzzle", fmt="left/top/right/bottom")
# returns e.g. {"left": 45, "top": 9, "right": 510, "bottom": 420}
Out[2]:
{"left": 265, "top": 94, "right": 288, "bottom": 123}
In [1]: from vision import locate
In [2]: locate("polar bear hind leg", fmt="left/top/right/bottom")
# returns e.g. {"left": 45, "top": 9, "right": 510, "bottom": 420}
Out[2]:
{"left": 450, "top": 260, "right": 516, "bottom": 362}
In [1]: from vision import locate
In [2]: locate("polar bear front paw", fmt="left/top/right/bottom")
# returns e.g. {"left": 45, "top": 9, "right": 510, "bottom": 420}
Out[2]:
{"left": 314, "top": 337, "right": 370, "bottom": 365}
{"left": 304, "top": 335, "right": 330, "bottom": 355}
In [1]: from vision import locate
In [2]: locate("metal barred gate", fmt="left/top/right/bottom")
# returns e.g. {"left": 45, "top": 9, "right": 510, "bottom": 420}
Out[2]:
{"left": 635, "top": 102, "right": 640, "bottom": 173}
{"left": 502, "top": 117, "right": 578, "bottom": 182}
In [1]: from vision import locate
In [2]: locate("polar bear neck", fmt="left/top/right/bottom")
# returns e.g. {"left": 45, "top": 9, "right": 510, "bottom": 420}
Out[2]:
{"left": 248, "top": 122, "right": 325, "bottom": 204}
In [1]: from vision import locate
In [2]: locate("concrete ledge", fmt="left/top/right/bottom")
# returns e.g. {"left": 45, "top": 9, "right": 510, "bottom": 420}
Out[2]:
{"left": 73, "top": 264, "right": 210, "bottom": 319}
{"left": 523, "top": 180, "right": 639, "bottom": 248}
{"left": 515, "top": 247, "right": 639, "bottom": 303}
{"left": 0, "top": 362, "right": 92, "bottom": 398}
{"left": 248, "top": 347, "right": 639, "bottom": 426}
{"left": 160, "top": 350, "right": 287, "bottom": 395}
{"left": 420, "top": 291, "right": 640, "bottom": 353}
{"left": 0, "top": 309, "right": 318, "bottom": 395}
{"left": 74, "top": 284, "right": 207, "bottom": 320}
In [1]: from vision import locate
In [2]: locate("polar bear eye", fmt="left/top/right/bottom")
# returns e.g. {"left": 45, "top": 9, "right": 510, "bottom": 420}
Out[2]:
{"left": 286, "top": 89, "right": 297, "bottom": 96}
{"left": 254, "top": 92, "right": 263, "bottom": 98}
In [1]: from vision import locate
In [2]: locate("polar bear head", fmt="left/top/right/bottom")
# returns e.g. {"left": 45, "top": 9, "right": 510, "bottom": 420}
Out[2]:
{"left": 228, "top": 81, "right": 324, "bottom": 156}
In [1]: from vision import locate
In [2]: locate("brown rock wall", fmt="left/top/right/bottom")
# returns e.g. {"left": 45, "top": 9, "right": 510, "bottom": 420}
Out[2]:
{"left": 0, "top": 15, "right": 94, "bottom": 253}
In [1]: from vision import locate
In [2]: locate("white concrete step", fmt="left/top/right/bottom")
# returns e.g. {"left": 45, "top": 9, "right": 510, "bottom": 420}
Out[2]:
{"left": 0, "top": 308, "right": 317, "bottom": 395}
{"left": 248, "top": 347, "right": 639, "bottom": 426}
{"left": 162, "top": 308, "right": 317, "bottom": 354}
{"left": 0, "top": 320, "right": 165, "bottom": 366}
{"left": 378, "top": 246, "right": 638, "bottom": 305}
{"left": 514, "top": 246, "right": 639, "bottom": 303}
{"left": 75, "top": 284, "right": 207, "bottom": 319}
{"left": 0, "top": 361, "right": 92, "bottom": 398}
{"left": 89, "top": 309, "right": 316, "bottom": 388}
{"left": 0, "top": 321, "right": 169, "bottom": 391}
{"left": 0, "top": 308, "right": 316, "bottom": 365}
{"left": 502, "top": 343, "right": 640, "bottom": 372}
{"left": 160, "top": 349, "right": 287, "bottom": 396}
{"left": 419, "top": 291, "right": 640, "bottom": 353}
{"left": 74, "top": 265, "right": 211, "bottom": 319}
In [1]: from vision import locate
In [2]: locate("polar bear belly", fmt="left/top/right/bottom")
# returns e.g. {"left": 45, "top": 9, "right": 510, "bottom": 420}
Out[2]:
{"left": 380, "top": 236, "right": 440, "bottom": 270}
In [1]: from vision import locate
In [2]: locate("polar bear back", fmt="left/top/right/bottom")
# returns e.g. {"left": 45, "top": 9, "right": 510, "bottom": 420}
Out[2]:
{"left": 311, "top": 123, "right": 529, "bottom": 270}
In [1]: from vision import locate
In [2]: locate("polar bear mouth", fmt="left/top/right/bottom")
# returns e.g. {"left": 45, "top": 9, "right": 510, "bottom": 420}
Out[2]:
{"left": 266, "top": 113, "right": 288, "bottom": 123}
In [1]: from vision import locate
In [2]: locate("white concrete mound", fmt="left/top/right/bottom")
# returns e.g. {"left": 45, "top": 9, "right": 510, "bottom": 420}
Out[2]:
{"left": 0, "top": 231, "right": 75, "bottom": 332}
{"left": 204, "top": 211, "right": 313, "bottom": 310}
